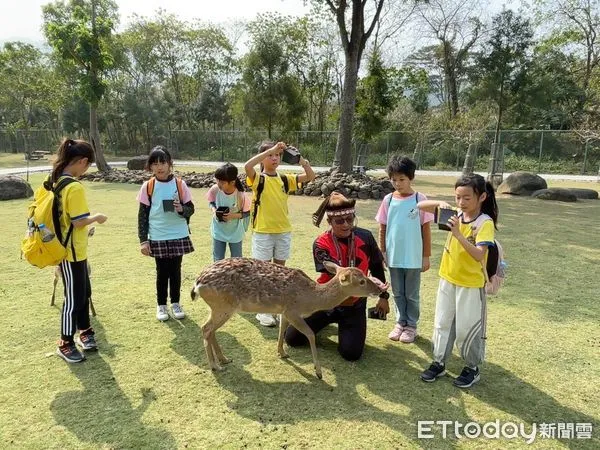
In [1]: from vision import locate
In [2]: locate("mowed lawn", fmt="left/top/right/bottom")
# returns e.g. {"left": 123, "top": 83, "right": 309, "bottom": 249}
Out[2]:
{"left": 0, "top": 172, "right": 599, "bottom": 449}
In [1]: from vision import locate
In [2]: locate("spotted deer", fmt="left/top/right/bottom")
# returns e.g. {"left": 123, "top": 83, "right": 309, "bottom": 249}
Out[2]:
{"left": 50, "top": 226, "right": 96, "bottom": 316}
{"left": 190, "top": 257, "right": 387, "bottom": 379}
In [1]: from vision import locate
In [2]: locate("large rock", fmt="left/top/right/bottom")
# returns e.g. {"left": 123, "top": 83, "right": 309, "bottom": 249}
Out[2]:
{"left": 498, "top": 171, "right": 547, "bottom": 195}
{"left": 532, "top": 188, "right": 577, "bottom": 202}
{"left": 0, "top": 175, "right": 34, "bottom": 200}
{"left": 127, "top": 156, "right": 148, "bottom": 170}
{"left": 568, "top": 188, "right": 599, "bottom": 200}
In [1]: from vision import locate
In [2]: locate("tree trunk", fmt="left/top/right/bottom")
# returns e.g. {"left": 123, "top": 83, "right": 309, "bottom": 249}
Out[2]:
{"left": 90, "top": 105, "right": 110, "bottom": 172}
{"left": 333, "top": 51, "right": 360, "bottom": 172}
{"left": 462, "top": 143, "right": 477, "bottom": 175}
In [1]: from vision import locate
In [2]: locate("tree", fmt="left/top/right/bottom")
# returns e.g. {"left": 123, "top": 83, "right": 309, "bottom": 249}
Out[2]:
{"left": 416, "top": 0, "right": 482, "bottom": 118}
{"left": 470, "top": 9, "right": 533, "bottom": 181}
{"left": 241, "top": 35, "right": 306, "bottom": 137}
{"left": 317, "top": 0, "right": 386, "bottom": 172}
{"left": 355, "top": 50, "right": 394, "bottom": 141}
{"left": 43, "top": 0, "right": 119, "bottom": 171}
{"left": 193, "top": 79, "right": 230, "bottom": 130}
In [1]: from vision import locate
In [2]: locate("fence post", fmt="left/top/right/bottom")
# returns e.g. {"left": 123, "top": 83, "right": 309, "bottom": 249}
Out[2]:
{"left": 220, "top": 130, "right": 224, "bottom": 162}
{"left": 582, "top": 139, "right": 589, "bottom": 174}
{"left": 537, "top": 130, "right": 544, "bottom": 174}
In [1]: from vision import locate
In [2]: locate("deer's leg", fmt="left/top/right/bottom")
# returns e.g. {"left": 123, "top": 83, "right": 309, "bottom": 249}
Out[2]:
{"left": 207, "top": 310, "right": 234, "bottom": 365}
{"left": 201, "top": 311, "right": 221, "bottom": 371}
{"left": 285, "top": 313, "right": 322, "bottom": 380}
{"left": 277, "top": 314, "right": 289, "bottom": 359}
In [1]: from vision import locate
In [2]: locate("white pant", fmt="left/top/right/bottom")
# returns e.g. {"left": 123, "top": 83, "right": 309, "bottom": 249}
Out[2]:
{"left": 252, "top": 232, "right": 291, "bottom": 261}
{"left": 432, "top": 278, "right": 487, "bottom": 368}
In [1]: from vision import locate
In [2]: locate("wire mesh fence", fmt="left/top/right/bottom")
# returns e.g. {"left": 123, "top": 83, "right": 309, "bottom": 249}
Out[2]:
{"left": 1, "top": 128, "right": 599, "bottom": 175}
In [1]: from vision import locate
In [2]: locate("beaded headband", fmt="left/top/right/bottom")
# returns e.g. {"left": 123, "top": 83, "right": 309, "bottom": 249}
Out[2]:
{"left": 326, "top": 208, "right": 356, "bottom": 217}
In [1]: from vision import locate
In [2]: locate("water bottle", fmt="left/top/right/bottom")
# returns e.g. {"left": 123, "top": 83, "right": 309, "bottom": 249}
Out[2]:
{"left": 38, "top": 223, "right": 55, "bottom": 242}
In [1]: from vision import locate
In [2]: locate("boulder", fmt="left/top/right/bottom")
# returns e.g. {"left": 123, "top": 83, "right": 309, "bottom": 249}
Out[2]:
{"left": 0, "top": 175, "right": 34, "bottom": 200}
{"left": 127, "top": 156, "right": 148, "bottom": 170}
{"left": 567, "top": 188, "right": 599, "bottom": 200}
{"left": 498, "top": 172, "right": 547, "bottom": 195}
{"left": 532, "top": 188, "right": 577, "bottom": 202}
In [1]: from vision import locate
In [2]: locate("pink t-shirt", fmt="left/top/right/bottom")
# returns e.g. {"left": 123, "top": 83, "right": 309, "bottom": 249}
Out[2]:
{"left": 375, "top": 192, "right": 434, "bottom": 225}
{"left": 136, "top": 178, "right": 193, "bottom": 206}
{"left": 206, "top": 185, "right": 251, "bottom": 212}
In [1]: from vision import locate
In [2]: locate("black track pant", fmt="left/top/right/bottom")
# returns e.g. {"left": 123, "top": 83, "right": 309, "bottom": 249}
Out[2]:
{"left": 59, "top": 259, "right": 91, "bottom": 342}
{"left": 155, "top": 256, "right": 183, "bottom": 305}
{"left": 284, "top": 298, "right": 367, "bottom": 361}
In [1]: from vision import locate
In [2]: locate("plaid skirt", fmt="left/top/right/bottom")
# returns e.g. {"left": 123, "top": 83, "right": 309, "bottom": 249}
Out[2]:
{"left": 150, "top": 237, "right": 194, "bottom": 259}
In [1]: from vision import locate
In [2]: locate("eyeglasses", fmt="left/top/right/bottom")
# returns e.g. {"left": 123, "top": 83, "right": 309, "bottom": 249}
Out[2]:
{"left": 332, "top": 216, "right": 355, "bottom": 225}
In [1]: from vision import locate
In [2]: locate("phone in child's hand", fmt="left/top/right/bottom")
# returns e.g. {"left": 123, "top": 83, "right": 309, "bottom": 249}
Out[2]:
{"left": 367, "top": 306, "right": 387, "bottom": 320}
{"left": 435, "top": 207, "right": 457, "bottom": 231}
{"left": 215, "top": 206, "right": 230, "bottom": 222}
{"left": 162, "top": 199, "right": 175, "bottom": 212}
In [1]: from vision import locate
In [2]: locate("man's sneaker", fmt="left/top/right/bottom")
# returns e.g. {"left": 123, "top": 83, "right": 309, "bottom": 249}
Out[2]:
{"left": 399, "top": 326, "right": 417, "bottom": 343}
{"left": 76, "top": 331, "right": 97, "bottom": 351}
{"left": 388, "top": 323, "right": 404, "bottom": 341}
{"left": 420, "top": 362, "right": 446, "bottom": 382}
{"left": 156, "top": 305, "right": 169, "bottom": 321}
{"left": 56, "top": 341, "right": 85, "bottom": 363}
{"left": 256, "top": 313, "right": 277, "bottom": 327}
{"left": 453, "top": 366, "right": 480, "bottom": 388}
{"left": 171, "top": 302, "right": 185, "bottom": 320}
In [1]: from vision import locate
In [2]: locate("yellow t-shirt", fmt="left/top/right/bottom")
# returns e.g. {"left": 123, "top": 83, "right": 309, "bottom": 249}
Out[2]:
{"left": 246, "top": 171, "right": 298, "bottom": 233}
{"left": 439, "top": 211, "right": 495, "bottom": 288}
{"left": 56, "top": 176, "right": 90, "bottom": 262}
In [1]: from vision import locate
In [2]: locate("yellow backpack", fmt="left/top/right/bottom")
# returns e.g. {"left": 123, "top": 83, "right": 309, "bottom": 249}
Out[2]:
{"left": 21, "top": 176, "right": 78, "bottom": 268}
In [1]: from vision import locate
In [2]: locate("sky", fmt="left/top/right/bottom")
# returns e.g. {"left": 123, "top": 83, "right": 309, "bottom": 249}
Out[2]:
{"left": 0, "top": 0, "right": 311, "bottom": 44}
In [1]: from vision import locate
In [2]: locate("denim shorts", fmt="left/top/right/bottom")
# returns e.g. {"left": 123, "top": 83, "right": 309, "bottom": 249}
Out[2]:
{"left": 252, "top": 232, "right": 292, "bottom": 261}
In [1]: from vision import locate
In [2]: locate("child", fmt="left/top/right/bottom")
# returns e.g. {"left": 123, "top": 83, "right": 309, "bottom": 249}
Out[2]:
{"left": 52, "top": 138, "right": 108, "bottom": 363}
{"left": 137, "top": 146, "right": 195, "bottom": 322}
{"left": 417, "top": 174, "right": 498, "bottom": 388}
{"left": 244, "top": 140, "right": 315, "bottom": 327}
{"left": 206, "top": 162, "right": 251, "bottom": 261}
{"left": 375, "top": 156, "right": 433, "bottom": 344}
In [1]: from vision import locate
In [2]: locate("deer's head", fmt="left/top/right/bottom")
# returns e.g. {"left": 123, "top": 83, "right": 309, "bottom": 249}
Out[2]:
{"left": 323, "top": 261, "right": 387, "bottom": 297}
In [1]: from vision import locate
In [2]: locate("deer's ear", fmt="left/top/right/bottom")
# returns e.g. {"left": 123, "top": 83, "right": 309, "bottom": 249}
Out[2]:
{"left": 323, "top": 260, "right": 340, "bottom": 274}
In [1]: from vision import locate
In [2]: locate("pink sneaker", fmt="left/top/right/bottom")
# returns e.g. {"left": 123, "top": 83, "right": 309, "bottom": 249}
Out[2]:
{"left": 388, "top": 323, "right": 404, "bottom": 341}
{"left": 400, "top": 327, "right": 417, "bottom": 343}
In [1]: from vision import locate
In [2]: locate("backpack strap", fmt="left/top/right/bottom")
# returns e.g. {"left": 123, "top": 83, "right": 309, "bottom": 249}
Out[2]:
{"left": 51, "top": 177, "right": 78, "bottom": 249}
{"left": 280, "top": 173, "right": 289, "bottom": 194}
{"left": 252, "top": 174, "right": 266, "bottom": 228}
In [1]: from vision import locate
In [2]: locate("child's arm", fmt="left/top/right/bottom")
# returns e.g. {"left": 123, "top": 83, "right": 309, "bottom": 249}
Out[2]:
{"left": 297, "top": 157, "right": 315, "bottom": 183}
{"left": 447, "top": 216, "right": 487, "bottom": 262}
{"left": 244, "top": 141, "right": 287, "bottom": 180}
{"left": 378, "top": 223, "right": 386, "bottom": 255}
{"left": 417, "top": 199, "right": 452, "bottom": 213}
{"left": 421, "top": 221, "right": 431, "bottom": 271}
{"left": 72, "top": 213, "right": 107, "bottom": 228}
{"left": 138, "top": 204, "right": 151, "bottom": 256}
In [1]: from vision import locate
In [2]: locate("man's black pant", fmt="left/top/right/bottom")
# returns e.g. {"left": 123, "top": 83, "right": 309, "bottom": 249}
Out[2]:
{"left": 284, "top": 298, "right": 367, "bottom": 361}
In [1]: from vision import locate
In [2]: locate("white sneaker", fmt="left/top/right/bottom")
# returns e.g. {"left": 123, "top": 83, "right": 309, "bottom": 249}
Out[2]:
{"left": 156, "top": 305, "right": 169, "bottom": 321}
{"left": 171, "top": 302, "right": 185, "bottom": 320}
{"left": 256, "top": 313, "right": 277, "bottom": 327}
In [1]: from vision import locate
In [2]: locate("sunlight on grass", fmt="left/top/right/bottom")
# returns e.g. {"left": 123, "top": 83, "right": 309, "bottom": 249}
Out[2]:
{"left": 0, "top": 173, "right": 598, "bottom": 448}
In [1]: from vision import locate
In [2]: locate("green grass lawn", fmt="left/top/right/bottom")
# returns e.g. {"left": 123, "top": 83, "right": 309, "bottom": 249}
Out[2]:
{"left": 1, "top": 174, "right": 599, "bottom": 449}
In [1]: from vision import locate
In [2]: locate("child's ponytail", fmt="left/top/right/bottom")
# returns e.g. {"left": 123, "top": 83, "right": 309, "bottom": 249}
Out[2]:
{"left": 51, "top": 138, "right": 95, "bottom": 183}
{"left": 234, "top": 178, "right": 244, "bottom": 193}
{"left": 482, "top": 181, "right": 498, "bottom": 229}
{"left": 215, "top": 162, "right": 244, "bottom": 192}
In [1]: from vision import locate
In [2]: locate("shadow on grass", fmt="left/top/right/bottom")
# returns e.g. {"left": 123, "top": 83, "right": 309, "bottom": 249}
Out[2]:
{"left": 50, "top": 320, "right": 176, "bottom": 449}
{"left": 175, "top": 327, "right": 597, "bottom": 449}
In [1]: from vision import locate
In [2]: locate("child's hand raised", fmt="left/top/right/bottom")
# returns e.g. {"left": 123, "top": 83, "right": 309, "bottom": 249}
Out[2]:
{"left": 269, "top": 142, "right": 287, "bottom": 154}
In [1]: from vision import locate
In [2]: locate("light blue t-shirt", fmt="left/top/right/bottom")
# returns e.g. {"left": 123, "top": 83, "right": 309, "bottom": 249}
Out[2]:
{"left": 211, "top": 189, "right": 245, "bottom": 244}
{"left": 148, "top": 178, "right": 189, "bottom": 241}
{"left": 385, "top": 193, "right": 423, "bottom": 269}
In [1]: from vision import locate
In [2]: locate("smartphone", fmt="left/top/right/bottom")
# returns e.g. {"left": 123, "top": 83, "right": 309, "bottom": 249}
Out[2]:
{"left": 367, "top": 307, "right": 387, "bottom": 321}
{"left": 435, "top": 207, "right": 457, "bottom": 231}
{"left": 162, "top": 199, "right": 175, "bottom": 212}
{"left": 215, "top": 206, "right": 230, "bottom": 222}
